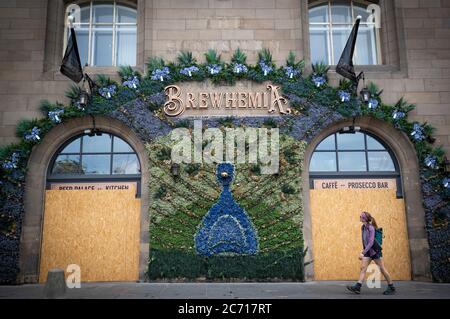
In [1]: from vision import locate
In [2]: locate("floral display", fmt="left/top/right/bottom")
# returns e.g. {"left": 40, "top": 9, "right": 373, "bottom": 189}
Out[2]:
{"left": 180, "top": 66, "right": 200, "bottom": 77}
{"left": 123, "top": 76, "right": 140, "bottom": 89}
{"left": 195, "top": 163, "right": 259, "bottom": 256}
{"left": 0, "top": 48, "right": 448, "bottom": 284}
{"left": 150, "top": 66, "right": 170, "bottom": 81}
{"left": 24, "top": 127, "right": 40, "bottom": 142}
{"left": 98, "top": 85, "right": 117, "bottom": 99}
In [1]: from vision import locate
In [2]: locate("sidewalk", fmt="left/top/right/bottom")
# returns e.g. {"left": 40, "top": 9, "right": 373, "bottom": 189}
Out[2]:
{"left": 0, "top": 281, "right": 449, "bottom": 299}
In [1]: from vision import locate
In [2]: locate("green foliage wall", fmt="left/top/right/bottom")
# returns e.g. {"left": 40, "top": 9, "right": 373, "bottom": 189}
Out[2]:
{"left": 147, "top": 132, "right": 307, "bottom": 281}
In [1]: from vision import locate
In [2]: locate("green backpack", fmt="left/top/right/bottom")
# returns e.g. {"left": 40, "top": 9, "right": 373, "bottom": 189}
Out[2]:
{"left": 374, "top": 228, "right": 383, "bottom": 250}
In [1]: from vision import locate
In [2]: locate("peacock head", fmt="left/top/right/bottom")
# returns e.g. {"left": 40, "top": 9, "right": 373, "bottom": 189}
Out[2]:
{"left": 216, "top": 162, "right": 234, "bottom": 187}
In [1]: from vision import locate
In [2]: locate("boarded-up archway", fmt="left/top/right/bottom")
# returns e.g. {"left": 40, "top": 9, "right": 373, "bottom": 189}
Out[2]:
{"left": 301, "top": 117, "right": 430, "bottom": 281}
{"left": 20, "top": 116, "right": 150, "bottom": 284}
{"left": 308, "top": 129, "right": 411, "bottom": 280}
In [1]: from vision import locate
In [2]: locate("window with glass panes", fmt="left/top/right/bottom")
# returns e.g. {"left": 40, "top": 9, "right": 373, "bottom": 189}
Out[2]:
{"left": 49, "top": 133, "right": 140, "bottom": 177}
{"left": 309, "top": 0, "right": 381, "bottom": 65}
{"left": 309, "top": 132, "right": 397, "bottom": 173}
{"left": 66, "top": 1, "right": 137, "bottom": 67}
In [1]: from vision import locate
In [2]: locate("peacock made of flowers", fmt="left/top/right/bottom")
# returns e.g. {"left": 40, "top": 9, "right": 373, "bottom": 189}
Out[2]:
{"left": 195, "top": 162, "right": 259, "bottom": 256}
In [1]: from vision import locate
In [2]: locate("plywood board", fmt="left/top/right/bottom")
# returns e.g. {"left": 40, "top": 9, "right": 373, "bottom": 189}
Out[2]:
{"left": 310, "top": 189, "right": 411, "bottom": 281}
{"left": 39, "top": 187, "right": 140, "bottom": 283}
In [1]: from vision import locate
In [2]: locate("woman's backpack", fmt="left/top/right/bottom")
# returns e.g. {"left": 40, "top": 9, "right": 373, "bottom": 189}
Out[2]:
{"left": 374, "top": 228, "right": 383, "bottom": 251}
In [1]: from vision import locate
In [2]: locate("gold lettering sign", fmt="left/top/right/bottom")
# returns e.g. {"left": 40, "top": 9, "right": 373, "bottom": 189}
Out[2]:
{"left": 163, "top": 83, "right": 291, "bottom": 117}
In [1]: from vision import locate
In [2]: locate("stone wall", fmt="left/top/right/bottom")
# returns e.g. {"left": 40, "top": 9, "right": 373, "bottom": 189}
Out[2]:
{"left": 0, "top": 0, "right": 449, "bottom": 153}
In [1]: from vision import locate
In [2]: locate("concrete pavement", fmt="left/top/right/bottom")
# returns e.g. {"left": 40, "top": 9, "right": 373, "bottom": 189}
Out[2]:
{"left": 0, "top": 281, "right": 449, "bottom": 299}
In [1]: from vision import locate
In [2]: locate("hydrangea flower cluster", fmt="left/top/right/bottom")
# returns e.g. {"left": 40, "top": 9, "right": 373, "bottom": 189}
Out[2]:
{"left": 233, "top": 63, "right": 248, "bottom": 74}
{"left": 24, "top": 126, "right": 40, "bottom": 142}
{"left": 259, "top": 62, "right": 273, "bottom": 76}
{"left": 48, "top": 109, "right": 64, "bottom": 123}
{"left": 392, "top": 110, "right": 406, "bottom": 120}
{"left": 411, "top": 123, "right": 425, "bottom": 141}
{"left": 207, "top": 64, "right": 222, "bottom": 75}
{"left": 443, "top": 177, "right": 449, "bottom": 189}
{"left": 425, "top": 155, "right": 439, "bottom": 169}
{"left": 98, "top": 85, "right": 117, "bottom": 99}
{"left": 338, "top": 90, "right": 351, "bottom": 102}
{"left": 2, "top": 152, "right": 19, "bottom": 170}
{"left": 284, "top": 66, "right": 299, "bottom": 79}
{"left": 312, "top": 74, "right": 326, "bottom": 87}
{"left": 180, "top": 66, "right": 200, "bottom": 77}
{"left": 368, "top": 98, "right": 379, "bottom": 109}
{"left": 123, "top": 76, "right": 140, "bottom": 89}
{"left": 151, "top": 66, "right": 170, "bottom": 81}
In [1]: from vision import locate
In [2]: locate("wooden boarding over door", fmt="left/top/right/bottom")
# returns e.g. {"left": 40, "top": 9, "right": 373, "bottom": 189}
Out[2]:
{"left": 39, "top": 186, "right": 140, "bottom": 283}
{"left": 310, "top": 188, "right": 411, "bottom": 281}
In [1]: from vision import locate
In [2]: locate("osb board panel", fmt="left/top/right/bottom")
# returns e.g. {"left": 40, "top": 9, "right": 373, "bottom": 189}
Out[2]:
{"left": 39, "top": 188, "right": 140, "bottom": 283}
{"left": 310, "top": 189, "right": 411, "bottom": 281}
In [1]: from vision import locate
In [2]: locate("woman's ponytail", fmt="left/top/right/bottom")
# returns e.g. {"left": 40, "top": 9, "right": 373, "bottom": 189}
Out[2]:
{"left": 370, "top": 216, "right": 378, "bottom": 229}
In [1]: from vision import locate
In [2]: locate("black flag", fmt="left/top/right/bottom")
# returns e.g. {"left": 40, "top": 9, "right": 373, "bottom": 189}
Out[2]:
{"left": 60, "top": 27, "right": 83, "bottom": 83}
{"left": 336, "top": 17, "right": 361, "bottom": 84}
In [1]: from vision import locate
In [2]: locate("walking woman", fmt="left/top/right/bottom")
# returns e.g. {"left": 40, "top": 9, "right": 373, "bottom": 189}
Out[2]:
{"left": 347, "top": 211, "right": 396, "bottom": 295}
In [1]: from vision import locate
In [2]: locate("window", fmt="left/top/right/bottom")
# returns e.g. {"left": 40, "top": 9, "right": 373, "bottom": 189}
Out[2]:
{"left": 66, "top": 1, "right": 137, "bottom": 67}
{"left": 309, "top": 131, "right": 397, "bottom": 173}
{"left": 309, "top": 0, "right": 381, "bottom": 65}
{"left": 50, "top": 132, "right": 140, "bottom": 177}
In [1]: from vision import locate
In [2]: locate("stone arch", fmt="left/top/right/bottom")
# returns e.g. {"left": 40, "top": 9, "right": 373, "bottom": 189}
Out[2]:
{"left": 18, "top": 115, "right": 149, "bottom": 283}
{"left": 301, "top": 116, "right": 432, "bottom": 281}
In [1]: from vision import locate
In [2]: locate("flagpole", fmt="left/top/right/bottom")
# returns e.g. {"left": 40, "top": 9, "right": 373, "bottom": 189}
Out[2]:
{"left": 336, "top": 15, "right": 364, "bottom": 94}
{"left": 354, "top": 16, "right": 363, "bottom": 94}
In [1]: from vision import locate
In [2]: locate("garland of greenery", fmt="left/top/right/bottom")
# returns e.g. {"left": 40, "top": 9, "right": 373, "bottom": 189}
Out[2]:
{"left": 0, "top": 48, "right": 448, "bottom": 283}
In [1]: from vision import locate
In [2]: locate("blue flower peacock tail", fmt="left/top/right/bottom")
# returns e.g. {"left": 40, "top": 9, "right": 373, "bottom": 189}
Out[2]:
{"left": 195, "top": 162, "right": 259, "bottom": 256}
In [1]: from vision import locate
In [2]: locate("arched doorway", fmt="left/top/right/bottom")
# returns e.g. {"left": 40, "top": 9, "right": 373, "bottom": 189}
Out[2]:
{"left": 39, "top": 131, "right": 142, "bottom": 283}
{"left": 308, "top": 128, "right": 412, "bottom": 280}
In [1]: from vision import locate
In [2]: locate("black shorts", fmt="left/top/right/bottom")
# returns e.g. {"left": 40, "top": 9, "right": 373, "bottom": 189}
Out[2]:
{"left": 364, "top": 250, "right": 382, "bottom": 260}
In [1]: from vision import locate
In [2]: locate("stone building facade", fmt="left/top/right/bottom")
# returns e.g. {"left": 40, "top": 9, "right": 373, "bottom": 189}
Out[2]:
{"left": 0, "top": 0, "right": 449, "bottom": 284}
{"left": 0, "top": 0, "right": 449, "bottom": 152}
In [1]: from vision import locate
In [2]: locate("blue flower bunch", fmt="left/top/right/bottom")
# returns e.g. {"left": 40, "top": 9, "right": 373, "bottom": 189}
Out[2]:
{"left": 180, "top": 65, "right": 200, "bottom": 77}
{"left": 392, "top": 110, "right": 406, "bottom": 120}
{"left": 48, "top": 109, "right": 64, "bottom": 123}
{"left": 312, "top": 74, "right": 326, "bottom": 87}
{"left": 206, "top": 64, "right": 222, "bottom": 75}
{"left": 2, "top": 152, "right": 19, "bottom": 170}
{"left": 98, "top": 84, "right": 117, "bottom": 99}
{"left": 338, "top": 90, "right": 351, "bottom": 102}
{"left": 123, "top": 76, "right": 140, "bottom": 89}
{"left": 233, "top": 63, "right": 248, "bottom": 74}
{"left": 259, "top": 61, "right": 273, "bottom": 76}
{"left": 284, "top": 66, "right": 299, "bottom": 79}
{"left": 411, "top": 123, "right": 425, "bottom": 141}
{"left": 368, "top": 98, "right": 379, "bottom": 109}
{"left": 443, "top": 177, "right": 449, "bottom": 189}
{"left": 151, "top": 66, "right": 170, "bottom": 81}
{"left": 424, "top": 155, "right": 438, "bottom": 169}
{"left": 24, "top": 126, "right": 41, "bottom": 142}
{"left": 195, "top": 162, "right": 259, "bottom": 256}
